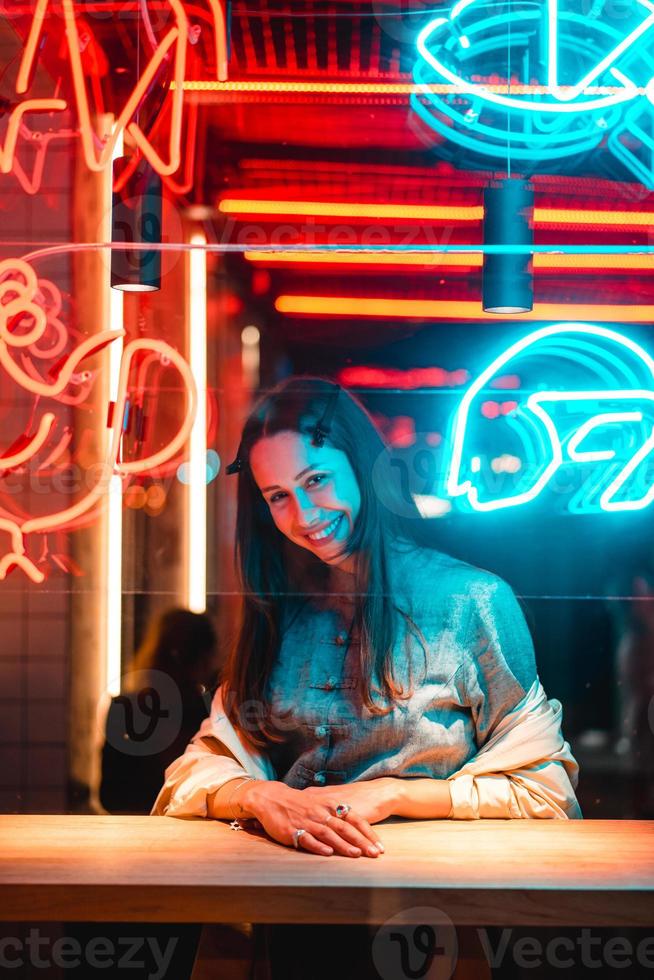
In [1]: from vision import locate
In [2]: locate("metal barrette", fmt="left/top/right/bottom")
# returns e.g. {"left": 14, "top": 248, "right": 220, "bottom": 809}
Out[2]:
{"left": 225, "top": 454, "right": 244, "bottom": 475}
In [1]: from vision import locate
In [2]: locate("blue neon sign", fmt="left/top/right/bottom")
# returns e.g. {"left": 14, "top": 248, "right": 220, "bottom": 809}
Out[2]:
{"left": 446, "top": 324, "right": 654, "bottom": 513}
{"left": 412, "top": 0, "right": 654, "bottom": 185}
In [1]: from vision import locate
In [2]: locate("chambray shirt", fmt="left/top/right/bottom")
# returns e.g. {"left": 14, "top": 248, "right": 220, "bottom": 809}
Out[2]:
{"left": 265, "top": 539, "right": 537, "bottom": 790}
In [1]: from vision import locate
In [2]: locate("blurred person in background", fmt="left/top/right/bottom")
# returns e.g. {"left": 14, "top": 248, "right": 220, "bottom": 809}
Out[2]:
{"left": 100, "top": 607, "right": 218, "bottom": 814}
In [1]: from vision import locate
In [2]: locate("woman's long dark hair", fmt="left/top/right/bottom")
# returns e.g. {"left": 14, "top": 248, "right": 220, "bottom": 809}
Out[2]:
{"left": 223, "top": 375, "right": 435, "bottom": 748}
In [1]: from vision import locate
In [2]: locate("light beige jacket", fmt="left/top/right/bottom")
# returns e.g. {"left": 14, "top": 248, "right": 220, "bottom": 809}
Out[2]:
{"left": 150, "top": 677, "right": 582, "bottom": 821}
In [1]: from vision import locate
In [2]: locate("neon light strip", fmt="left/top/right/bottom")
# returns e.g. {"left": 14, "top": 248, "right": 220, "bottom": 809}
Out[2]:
{"left": 221, "top": 200, "right": 484, "bottom": 221}
{"left": 187, "top": 232, "right": 207, "bottom": 614}
{"left": 177, "top": 80, "right": 647, "bottom": 95}
{"left": 274, "top": 296, "right": 654, "bottom": 321}
{"left": 245, "top": 251, "right": 654, "bottom": 271}
{"left": 20, "top": 243, "right": 654, "bottom": 261}
{"left": 105, "top": 126, "right": 124, "bottom": 697}
{"left": 106, "top": 274, "right": 124, "bottom": 697}
{"left": 221, "top": 199, "right": 654, "bottom": 229}
{"left": 536, "top": 209, "right": 654, "bottom": 228}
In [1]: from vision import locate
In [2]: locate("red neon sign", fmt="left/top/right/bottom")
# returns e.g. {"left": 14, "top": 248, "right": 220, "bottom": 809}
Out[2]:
{"left": 2, "top": 0, "right": 227, "bottom": 181}
{"left": 0, "top": 259, "right": 197, "bottom": 583}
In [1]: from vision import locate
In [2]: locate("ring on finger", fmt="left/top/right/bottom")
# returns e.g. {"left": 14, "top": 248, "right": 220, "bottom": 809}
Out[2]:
{"left": 335, "top": 803, "right": 351, "bottom": 819}
{"left": 292, "top": 828, "right": 306, "bottom": 849}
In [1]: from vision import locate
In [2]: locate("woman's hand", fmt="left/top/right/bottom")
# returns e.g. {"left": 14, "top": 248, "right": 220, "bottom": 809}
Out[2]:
{"left": 238, "top": 780, "right": 384, "bottom": 858}
{"left": 301, "top": 777, "right": 401, "bottom": 825}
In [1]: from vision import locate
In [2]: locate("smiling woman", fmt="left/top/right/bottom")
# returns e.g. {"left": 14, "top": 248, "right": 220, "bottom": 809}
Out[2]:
{"left": 249, "top": 429, "right": 361, "bottom": 570}
{"left": 151, "top": 375, "right": 581, "bottom": 979}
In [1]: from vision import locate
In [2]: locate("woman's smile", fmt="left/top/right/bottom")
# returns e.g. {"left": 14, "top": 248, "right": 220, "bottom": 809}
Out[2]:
{"left": 304, "top": 512, "right": 345, "bottom": 546}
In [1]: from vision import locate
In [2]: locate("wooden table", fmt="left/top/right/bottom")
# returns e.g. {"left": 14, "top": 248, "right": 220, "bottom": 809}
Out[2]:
{"left": 1, "top": 816, "right": 653, "bottom": 927}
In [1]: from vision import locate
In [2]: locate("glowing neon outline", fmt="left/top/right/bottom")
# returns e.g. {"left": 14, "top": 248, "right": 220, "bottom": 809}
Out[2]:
{"left": 446, "top": 324, "right": 654, "bottom": 513}
{"left": 567, "top": 411, "right": 643, "bottom": 461}
{"left": 415, "top": 0, "right": 654, "bottom": 115}
{"left": 0, "top": 261, "right": 198, "bottom": 583}
{"left": 0, "top": 414, "right": 56, "bottom": 470}
{"left": 6, "top": 0, "right": 228, "bottom": 177}
{"left": 414, "top": 0, "right": 654, "bottom": 182}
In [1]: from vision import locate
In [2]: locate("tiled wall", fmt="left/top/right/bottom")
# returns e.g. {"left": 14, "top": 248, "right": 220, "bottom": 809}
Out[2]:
{"left": 0, "top": 590, "right": 69, "bottom": 813}
{"left": 0, "top": 138, "right": 73, "bottom": 815}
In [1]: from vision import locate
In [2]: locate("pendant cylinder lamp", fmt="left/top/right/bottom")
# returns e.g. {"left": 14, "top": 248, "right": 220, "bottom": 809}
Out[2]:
{"left": 111, "top": 157, "right": 162, "bottom": 292}
{"left": 482, "top": 178, "right": 534, "bottom": 314}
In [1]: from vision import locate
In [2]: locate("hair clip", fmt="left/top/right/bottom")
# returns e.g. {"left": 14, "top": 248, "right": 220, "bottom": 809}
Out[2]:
{"left": 225, "top": 455, "right": 244, "bottom": 475}
{"left": 311, "top": 424, "right": 328, "bottom": 448}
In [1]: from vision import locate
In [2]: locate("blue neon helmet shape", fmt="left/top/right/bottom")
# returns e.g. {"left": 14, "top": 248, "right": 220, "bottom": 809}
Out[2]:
{"left": 446, "top": 324, "right": 654, "bottom": 514}
{"left": 413, "top": 0, "right": 654, "bottom": 185}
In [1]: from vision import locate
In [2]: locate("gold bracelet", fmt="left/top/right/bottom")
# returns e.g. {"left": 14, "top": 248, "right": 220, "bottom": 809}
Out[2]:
{"left": 227, "top": 776, "right": 256, "bottom": 830}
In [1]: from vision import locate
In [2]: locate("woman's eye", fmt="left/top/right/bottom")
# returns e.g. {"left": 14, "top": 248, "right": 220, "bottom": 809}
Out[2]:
{"left": 268, "top": 474, "right": 328, "bottom": 504}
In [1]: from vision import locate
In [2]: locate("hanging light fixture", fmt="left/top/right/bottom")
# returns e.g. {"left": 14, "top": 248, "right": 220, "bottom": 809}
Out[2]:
{"left": 482, "top": 178, "right": 534, "bottom": 314}
{"left": 111, "top": 157, "right": 162, "bottom": 292}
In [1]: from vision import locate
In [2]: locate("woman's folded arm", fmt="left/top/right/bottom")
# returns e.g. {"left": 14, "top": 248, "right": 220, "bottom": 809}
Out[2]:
{"left": 150, "top": 683, "right": 278, "bottom": 818}
{"left": 446, "top": 757, "right": 582, "bottom": 820}
{"left": 442, "top": 573, "right": 583, "bottom": 821}
{"left": 150, "top": 735, "right": 253, "bottom": 818}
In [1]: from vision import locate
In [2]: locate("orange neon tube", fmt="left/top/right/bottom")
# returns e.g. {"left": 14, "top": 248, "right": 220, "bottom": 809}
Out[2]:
{"left": 221, "top": 198, "right": 654, "bottom": 230}
{"left": 245, "top": 251, "right": 654, "bottom": 271}
{"left": 0, "top": 414, "right": 56, "bottom": 470}
{"left": 0, "top": 99, "right": 67, "bottom": 174}
{"left": 179, "top": 80, "right": 647, "bottom": 96}
{"left": 274, "top": 295, "right": 654, "bottom": 322}
{"left": 221, "top": 200, "right": 484, "bottom": 221}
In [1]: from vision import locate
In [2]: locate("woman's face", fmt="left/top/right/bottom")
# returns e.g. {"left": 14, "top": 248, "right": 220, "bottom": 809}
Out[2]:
{"left": 250, "top": 430, "right": 361, "bottom": 568}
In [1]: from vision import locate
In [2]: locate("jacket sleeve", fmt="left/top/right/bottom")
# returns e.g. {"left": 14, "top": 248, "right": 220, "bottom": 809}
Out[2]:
{"left": 447, "top": 575, "right": 582, "bottom": 820}
{"left": 150, "top": 686, "right": 275, "bottom": 818}
{"left": 149, "top": 736, "right": 253, "bottom": 818}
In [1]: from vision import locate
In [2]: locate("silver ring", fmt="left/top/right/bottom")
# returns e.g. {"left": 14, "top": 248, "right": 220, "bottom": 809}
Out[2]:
{"left": 335, "top": 803, "right": 351, "bottom": 819}
{"left": 292, "top": 828, "right": 306, "bottom": 849}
